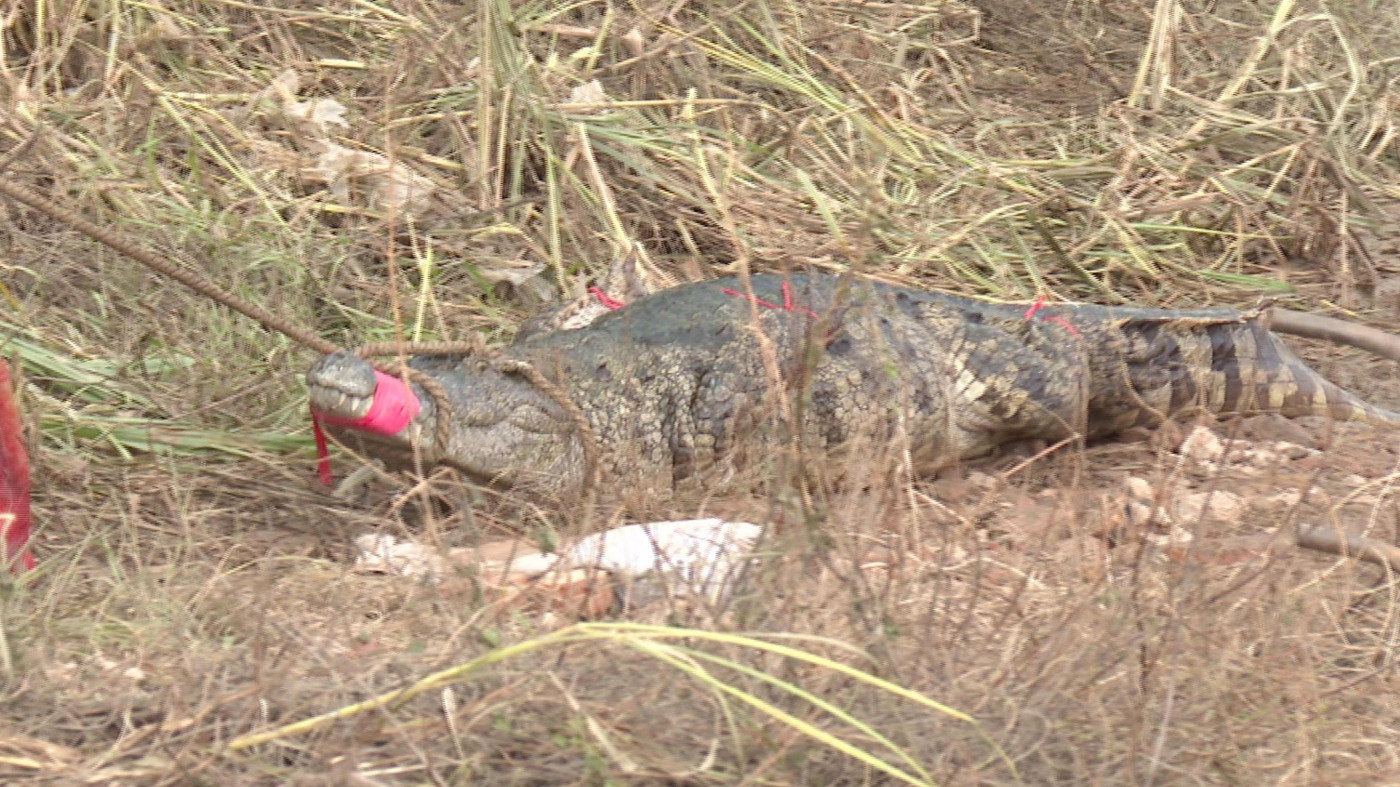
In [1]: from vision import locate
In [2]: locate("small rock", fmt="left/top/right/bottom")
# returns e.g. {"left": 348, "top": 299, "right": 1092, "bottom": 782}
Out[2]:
{"left": 1123, "top": 476, "right": 1155, "bottom": 502}
{"left": 1240, "top": 447, "right": 1279, "bottom": 467}
{"left": 1175, "top": 490, "right": 1245, "bottom": 524}
{"left": 1254, "top": 489, "right": 1303, "bottom": 511}
{"left": 1145, "top": 524, "right": 1195, "bottom": 550}
{"left": 1152, "top": 420, "right": 1187, "bottom": 452}
{"left": 1268, "top": 441, "right": 1317, "bottom": 460}
{"left": 1179, "top": 427, "right": 1224, "bottom": 463}
{"left": 1192, "top": 459, "right": 1223, "bottom": 476}
{"left": 1240, "top": 413, "right": 1316, "bottom": 448}
{"left": 965, "top": 471, "right": 1000, "bottom": 494}
{"left": 621, "top": 26, "right": 646, "bottom": 58}
{"left": 1125, "top": 499, "right": 1172, "bottom": 527}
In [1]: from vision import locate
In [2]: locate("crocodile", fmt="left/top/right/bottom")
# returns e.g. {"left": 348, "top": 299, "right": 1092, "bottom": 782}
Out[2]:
{"left": 307, "top": 273, "right": 1400, "bottom": 499}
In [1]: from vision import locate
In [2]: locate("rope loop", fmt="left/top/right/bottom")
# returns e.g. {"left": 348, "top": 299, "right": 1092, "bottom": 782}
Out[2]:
{"left": 350, "top": 341, "right": 605, "bottom": 492}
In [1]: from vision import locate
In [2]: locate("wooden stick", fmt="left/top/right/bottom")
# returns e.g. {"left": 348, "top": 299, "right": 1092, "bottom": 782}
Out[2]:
{"left": 1296, "top": 526, "right": 1400, "bottom": 571}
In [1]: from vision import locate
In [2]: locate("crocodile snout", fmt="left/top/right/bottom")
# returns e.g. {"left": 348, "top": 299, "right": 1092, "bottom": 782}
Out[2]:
{"left": 307, "top": 351, "right": 378, "bottom": 421}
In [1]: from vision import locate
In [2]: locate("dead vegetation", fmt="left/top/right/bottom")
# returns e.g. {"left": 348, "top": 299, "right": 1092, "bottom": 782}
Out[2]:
{"left": 5, "top": 0, "right": 1400, "bottom": 783}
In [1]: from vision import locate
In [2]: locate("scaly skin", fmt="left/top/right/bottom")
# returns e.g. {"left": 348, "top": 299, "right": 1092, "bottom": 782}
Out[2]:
{"left": 308, "top": 273, "right": 1399, "bottom": 499}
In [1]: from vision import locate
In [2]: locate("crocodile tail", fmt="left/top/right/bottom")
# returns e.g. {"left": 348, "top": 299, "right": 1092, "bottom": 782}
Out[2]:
{"left": 1158, "top": 317, "right": 1400, "bottom": 426}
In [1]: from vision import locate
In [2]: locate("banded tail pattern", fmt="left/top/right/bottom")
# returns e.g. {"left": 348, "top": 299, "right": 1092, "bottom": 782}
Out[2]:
{"left": 1114, "top": 313, "right": 1400, "bottom": 429}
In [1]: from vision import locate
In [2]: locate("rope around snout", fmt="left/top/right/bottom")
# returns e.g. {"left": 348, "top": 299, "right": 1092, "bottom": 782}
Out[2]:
{"left": 354, "top": 342, "right": 603, "bottom": 493}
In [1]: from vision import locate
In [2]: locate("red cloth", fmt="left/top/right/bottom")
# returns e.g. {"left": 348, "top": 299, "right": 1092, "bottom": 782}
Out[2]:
{"left": 0, "top": 360, "right": 35, "bottom": 572}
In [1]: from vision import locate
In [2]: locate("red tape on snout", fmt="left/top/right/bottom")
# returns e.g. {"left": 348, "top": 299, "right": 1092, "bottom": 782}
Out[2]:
{"left": 311, "top": 371, "right": 422, "bottom": 484}
{"left": 315, "top": 371, "right": 421, "bottom": 434}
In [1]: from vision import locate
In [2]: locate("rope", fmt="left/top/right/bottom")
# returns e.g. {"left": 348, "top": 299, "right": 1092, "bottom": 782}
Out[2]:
{"left": 0, "top": 177, "right": 342, "bottom": 357}
{"left": 0, "top": 176, "right": 606, "bottom": 490}
{"left": 493, "top": 358, "right": 604, "bottom": 493}
{"left": 352, "top": 343, "right": 605, "bottom": 492}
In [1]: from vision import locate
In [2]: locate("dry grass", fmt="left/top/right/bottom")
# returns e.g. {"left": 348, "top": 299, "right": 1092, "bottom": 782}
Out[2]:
{"left": 5, "top": 0, "right": 1400, "bottom": 783}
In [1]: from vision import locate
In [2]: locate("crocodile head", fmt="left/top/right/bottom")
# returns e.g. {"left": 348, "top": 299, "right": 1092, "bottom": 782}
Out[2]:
{"left": 307, "top": 351, "right": 584, "bottom": 494}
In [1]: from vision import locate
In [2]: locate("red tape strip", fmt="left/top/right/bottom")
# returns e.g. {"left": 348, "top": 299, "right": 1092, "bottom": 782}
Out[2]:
{"left": 315, "top": 371, "right": 421, "bottom": 434}
{"left": 312, "top": 414, "right": 334, "bottom": 485}
{"left": 721, "top": 282, "right": 819, "bottom": 318}
{"left": 589, "top": 287, "right": 627, "bottom": 310}
{"left": 310, "top": 371, "right": 422, "bottom": 484}
{"left": 1023, "top": 296, "right": 1081, "bottom": 337}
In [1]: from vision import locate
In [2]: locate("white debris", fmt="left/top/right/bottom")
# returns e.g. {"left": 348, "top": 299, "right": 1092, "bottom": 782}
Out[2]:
{"left": 353, "top": 518, "right": 763, "bottom": 605}
{"left": 1238, "top": 446, "right": 1279, "bottom": 467}
{"left": 567, "top": 79, "right": 608, "bottom": 106}
{"left": 353, "top": 533, "right": 448, "bottom": 579}
{"left": 476, "top": 259, "right": 547, "bottom": 287}
{"left": 1237, "top": 440, "right": 1317, "bottom": 467}
{"left": 285, "top": 97, "right": 348, "bottom": 133}
{"left": 308, "top": 141, "right": 438, "bottom": 216}
{"left": 1176, "top": 427, "right": 1315, "bottom": 473}
{"left": 1125, "top": 487, "right": 1244, "bottom": 527}
{"left": 525, "top": 518, "right": 763, "bottom": 604}
{"left": 257, "top": 68, "right": 350, "bottom": 134}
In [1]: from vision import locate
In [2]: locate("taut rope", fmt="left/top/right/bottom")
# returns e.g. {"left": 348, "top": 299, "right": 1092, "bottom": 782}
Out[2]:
{"left": 0, "top": 177, "right": 603, "bottom": 489}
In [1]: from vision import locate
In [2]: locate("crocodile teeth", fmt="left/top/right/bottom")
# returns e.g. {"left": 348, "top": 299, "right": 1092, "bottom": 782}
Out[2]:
{"left": 309, "top": 386, "right": 373, "bottom": 420}
{"left": 307, "top": 351, "right": 381, "bottom": 420}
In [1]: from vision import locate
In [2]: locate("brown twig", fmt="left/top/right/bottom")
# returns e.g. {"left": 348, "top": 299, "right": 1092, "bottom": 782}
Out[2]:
{"left": 1270, "top": 309, "right": 1400, "bottom": 363}
{"left": 1296, "top": 526, "right": 1400, "bottom": 571}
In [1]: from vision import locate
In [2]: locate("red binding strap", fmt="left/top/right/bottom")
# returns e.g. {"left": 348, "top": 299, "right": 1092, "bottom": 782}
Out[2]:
{"left": 1023, "top": 296, "right": 1081, "bottom": 338}
{"left": 589, "top": 287, "right": 627, "bottom": 311}
{"left": 311, "top": 371, "right": 422, "bottom": 484}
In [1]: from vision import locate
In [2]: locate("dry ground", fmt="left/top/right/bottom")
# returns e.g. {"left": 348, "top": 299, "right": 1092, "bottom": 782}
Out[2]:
{"left": 5, "top": 0, "right": 1400, "bottom": 784}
